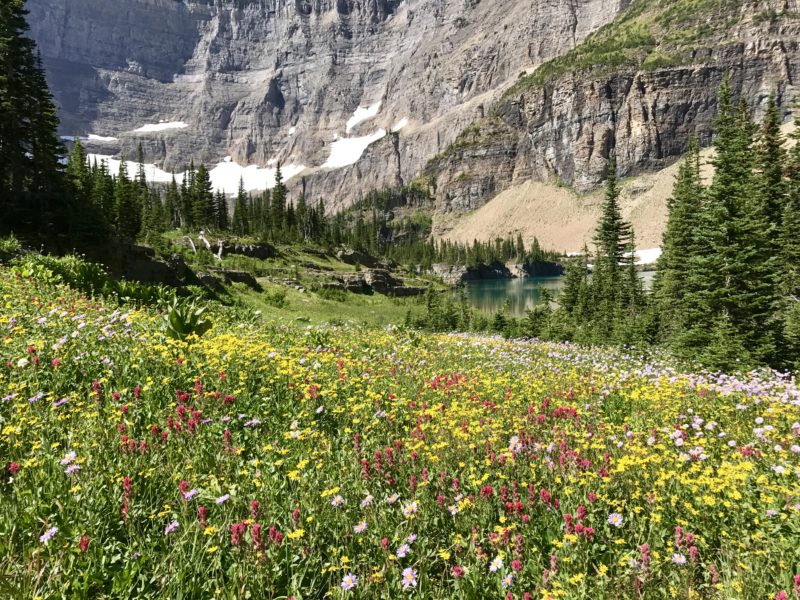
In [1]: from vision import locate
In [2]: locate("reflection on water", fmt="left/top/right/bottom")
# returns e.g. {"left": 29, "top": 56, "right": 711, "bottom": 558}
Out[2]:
{"left": 462, "top": 272, "right": 656, "bottom": 317}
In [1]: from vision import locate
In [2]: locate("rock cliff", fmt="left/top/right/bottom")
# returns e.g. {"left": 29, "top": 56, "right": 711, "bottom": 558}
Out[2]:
{"left": 27, "top": 0, "right": 631, "bottom": 200}
{"left": 427, "top": 0, "right": 800, "bottom": 213}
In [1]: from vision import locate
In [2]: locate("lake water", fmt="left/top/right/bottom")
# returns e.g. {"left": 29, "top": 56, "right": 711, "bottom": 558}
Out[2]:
{"left": 462, "top": 272, "right": 656, "bottom": 317}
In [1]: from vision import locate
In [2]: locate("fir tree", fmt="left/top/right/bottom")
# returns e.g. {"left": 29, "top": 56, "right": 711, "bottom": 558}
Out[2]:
{"left": 756, "top": 94, "right": 787, "bottom": 229}
{"left": 652, "top": 137, "right": 705, "bottom": 347}
{"left": 191, "top": 164, "right": 213, "bottom": 228}
{"left": 0, "top": 2, "right": 64, "bottom": 222}
{"left": 114, "top": 159, "right": 140, "bottom": 240}
{"left": 271, "top": 163, "right": 287, "bottom": 233}
{"left": 164, "top": 175, "right": 179, "bottom": 229}
{"left": 232, "top": 177, "right": 249, "bottom": 236}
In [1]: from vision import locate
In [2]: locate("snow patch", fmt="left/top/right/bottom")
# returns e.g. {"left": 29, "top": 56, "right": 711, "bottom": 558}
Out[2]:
{"left": 391, "top": 118, "right": 408, "bottom": 132}
{"left": 88, "top": 134, "right": 119, "bottom": 142}
{"left": 345, "top": 102, "right": 381, "bottom": 134}
{"left": 87, "top": 154, "right": 180, "bottom": 185}
{"left": 634, "top": 248, "right": 662, "bottom": 265}
{"left": 61, "top": 134, "right": 118, "bottom": 143}
{"left": 207, "top": 160, "right": 306, "bottom": 194}
{"left": 131, "top": 121, "right": 188, "bottom": 134}
{"left": 288, "top": 126, "right": 296, "bottom": 135}
{"left": 323, "top": 129, "right": 386, "bottom": 169}
{"left": 87, "top": 154, "right": 305, "bottom": 193}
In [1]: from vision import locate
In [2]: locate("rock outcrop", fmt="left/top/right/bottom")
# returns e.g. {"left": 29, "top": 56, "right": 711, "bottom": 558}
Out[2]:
{"left": 429, "top": 261, "right": 563, "bottom": 285}
{"left": 327, "top": 268, "right": 424, "bottom": 296}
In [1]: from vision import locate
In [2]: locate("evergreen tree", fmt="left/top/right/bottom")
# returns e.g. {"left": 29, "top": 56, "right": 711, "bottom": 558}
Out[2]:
{"left": 590, "top": 157, "right": 633, "bottom": 342}
{"left": 191, "top": 164, "right": 213, "bottom": 228}
{"left": 0, "top": 2, "right": 64, "bottom": 222}
{"left": 779, "top": 117, "right": 800, "bottom": 367}
{"left": 214, "top": 190, "right": 229, "bottom": 230}
{"left": 164, "top": 175, "right": 179, "bottom": 229}
{"left": 271, "top": 163, "right": 287, "bottom": 233}
{"left": 652, "top": 137, "right": 705, "bottom": 347}
{"left": 756, "top": 94, "right": 787, "bottom": 229}
{"left": 114, "top": 159, "right": 140, "bottom": 240}
{"left": 684, "top": 78, "right": 779, "bottom": 366}
{"left": 232, "top": 177, "right": 249, "bottom": 235}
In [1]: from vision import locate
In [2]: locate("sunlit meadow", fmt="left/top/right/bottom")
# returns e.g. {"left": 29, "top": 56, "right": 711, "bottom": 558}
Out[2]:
{"left": 1, "top": 265, "right": 800, "bottom": 599}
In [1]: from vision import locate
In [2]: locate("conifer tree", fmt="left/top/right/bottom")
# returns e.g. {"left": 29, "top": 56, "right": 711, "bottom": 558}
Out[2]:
{"left": 114, "top": 159, "right": 140, "bottom": 240}
{"left": 756, "top": 94, "right": 787, "bottom": 229}
{"left": 271, "top": 163, "right": 287, "bottom": 233}
{"left": 164, "top": 175, "right": 179, "bottom": 229}
{"left": 232, "top": 177, "right": 249, "bottom": 235}
{"left": 1, "top": 1, "right": 64, "bottom": 220}
{"left": 684, "top": 78, "right": 779, "bottom": 366}
{"left": 652, "top": 137, "right": 705, "bottom": 346}
{"left": 214, "top": 190, "right": 229, "bottom": 230}
{"left": 779, "top": 117, "right": 800, "bottom": 367}
{"left": 191, "top": 164, "right": 213, "bottom": 228}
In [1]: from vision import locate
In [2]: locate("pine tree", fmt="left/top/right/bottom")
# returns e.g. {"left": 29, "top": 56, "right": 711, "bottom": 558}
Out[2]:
{"left": 590, "top": 157, "right": 633, "bottom": 342}
{"left": 685, "top": 79, "right": 780, "bottom": 367}
{"left": 271, "top": 163, "right": 287, "bottom": 234}
{"left": 214, "top": 190, "right": 229, "bottom": 230}
{"left": 164, "top": 175, "right": 179, "bottom": 229}
{"left": 652, "top": 137, "right": 705, "bottom": 347}
{"left": 232, "top": 177, "right": 249, "bottom": 235}
{"left": 114, "top": 159, "right": 140, "bottom": 240}
{"left": 1, "top": 2, "right": 64, "bottom": 222}
{"left": 191, "top": 164, "right": 213, "bottom": 228}
{"left": 756, "top": 94, "right": 787, "bottom": 229}
{"left": 778, "top": 117, "right": 800, "bottom": 367}
{"left": 66, "top": 138, "right": 91, "bottom": 203}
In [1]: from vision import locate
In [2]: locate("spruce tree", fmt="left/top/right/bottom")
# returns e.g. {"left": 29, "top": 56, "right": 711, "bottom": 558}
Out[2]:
{"left": 652, "top": 138, "right": 705, "bottom": 348}
{"left": 114, "top": 159, "right": 140, "bottom": 240}
{"left": 164, "top": 175, "right": 179, "bottom": 229}
{"left": 686, "top": 78, "right": 779, "bottom": 366}
{"left": 779, "top": 117, "right": 800, "bottom": 367}
{"left": 232, "top": 177, "right": 248, "bottom": 235}
{"left": 756, "top": 94, "right": 787, "bottom": 229}
{"left": 0, "top": 2, "right": 64, "bottom": 221}
{"left": 271, "top": 163, "right": 287, "bottom": 233}
{"left": 191, "top": 164, "right": 213, "bottom": 228}
{"left": 590, "top": 157, "right": 633, "bottom": 342}
{"left": 214, "top": 190, "right": 229, "bottom": 230}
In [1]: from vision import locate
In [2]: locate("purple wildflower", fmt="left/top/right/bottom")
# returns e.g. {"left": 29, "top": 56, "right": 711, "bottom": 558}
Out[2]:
{"left": 164, "top": 520, "right": 179, "bottom": 535}
{"left": 40, "top": 526, "right": 58, "bottom": 543}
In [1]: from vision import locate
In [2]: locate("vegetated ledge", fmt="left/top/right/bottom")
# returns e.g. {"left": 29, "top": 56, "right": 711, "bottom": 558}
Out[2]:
{"left": 422, "top": 0, "right": 800, "bottom": 214}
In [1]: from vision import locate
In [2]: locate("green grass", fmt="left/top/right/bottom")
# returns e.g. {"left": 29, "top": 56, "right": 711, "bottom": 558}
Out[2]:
{"left": 236, "top": 281, "right": 419, "bottom": 327}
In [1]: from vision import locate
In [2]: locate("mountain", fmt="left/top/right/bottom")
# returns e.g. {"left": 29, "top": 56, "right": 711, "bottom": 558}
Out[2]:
{"left": 27, "top": 0, "right": 631, "bottom": 198}
{"left": 26, "top": 0, "right": 800, "bottom": 240}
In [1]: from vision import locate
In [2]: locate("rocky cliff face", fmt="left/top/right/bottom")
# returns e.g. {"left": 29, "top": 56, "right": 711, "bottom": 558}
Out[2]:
{"left": 427, "top": 1, "right": 800, "bottom": 213}
{"left": 27, "top": 0, "right": 631, "bottom": 201}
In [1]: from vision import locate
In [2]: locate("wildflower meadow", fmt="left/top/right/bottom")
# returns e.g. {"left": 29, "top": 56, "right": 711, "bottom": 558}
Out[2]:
{"left": 2, "top": 265, "right": 800, "bottom": 599}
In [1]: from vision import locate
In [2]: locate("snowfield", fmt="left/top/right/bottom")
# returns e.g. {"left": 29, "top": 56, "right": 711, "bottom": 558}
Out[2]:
{"left": 322, "top": 129, "right": 386, "bottom": 169}
{"left": 130, "top": 121, "right": 188, "bottom": 134}
{"left": 345, "top": 102, "right": 381, "bottom": 133}
{"left": 61, "top": 134, "right": 118, "bottom": 142}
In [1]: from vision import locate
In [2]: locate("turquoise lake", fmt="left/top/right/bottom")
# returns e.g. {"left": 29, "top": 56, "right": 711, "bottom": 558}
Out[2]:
{"left": 462, "top": 272, "right": 656, "bottom": 317}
